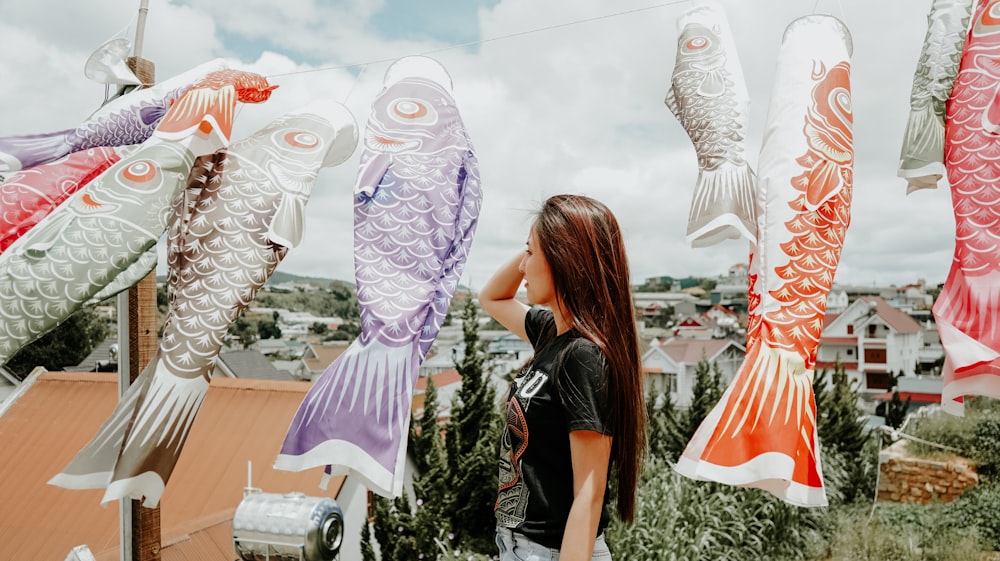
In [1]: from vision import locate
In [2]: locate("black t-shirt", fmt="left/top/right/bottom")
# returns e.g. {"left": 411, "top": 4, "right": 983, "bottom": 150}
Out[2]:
{"left": 494, "top": 306, "right": 612, "bottom": 549}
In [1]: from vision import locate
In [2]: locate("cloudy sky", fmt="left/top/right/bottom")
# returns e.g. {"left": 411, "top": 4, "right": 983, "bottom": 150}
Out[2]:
{"left": 0, "top": 0, "right": 955, "bottom": 291}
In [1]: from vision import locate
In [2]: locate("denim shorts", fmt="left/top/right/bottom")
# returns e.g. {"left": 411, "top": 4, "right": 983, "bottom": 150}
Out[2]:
{"left": 495, "top": 526, "right": 612, "bottom": 561}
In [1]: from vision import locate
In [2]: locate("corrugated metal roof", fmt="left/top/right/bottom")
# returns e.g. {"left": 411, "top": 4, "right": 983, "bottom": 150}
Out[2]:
{"left": 0, "top": 372, "right": 344, "bottom": 561}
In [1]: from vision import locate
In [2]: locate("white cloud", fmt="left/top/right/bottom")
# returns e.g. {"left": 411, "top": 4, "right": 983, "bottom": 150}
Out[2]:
{"left": 0, "top": 0, "right": 957, "bottom": 290}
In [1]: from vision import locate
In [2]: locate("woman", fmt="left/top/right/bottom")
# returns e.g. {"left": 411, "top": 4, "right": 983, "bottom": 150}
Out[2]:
{"left": 480, "top": 194, "right": 646, "bottom": 561}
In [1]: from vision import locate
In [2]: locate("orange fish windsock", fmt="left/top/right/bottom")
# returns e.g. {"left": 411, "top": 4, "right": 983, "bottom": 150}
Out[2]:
{"left": 676, "top": 14, "right": 854, "bottom": 508}
{"left": 934, "top": 0, "right": 1000, "bottom": 415}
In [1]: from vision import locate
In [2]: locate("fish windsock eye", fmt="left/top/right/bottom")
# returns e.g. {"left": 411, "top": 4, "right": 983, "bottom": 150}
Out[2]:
{"left": 283, "top": 131, "right": 321, "bottom": 150}
{"left": 387, "top": 98, "right": 438, "bottom": 125}
{"left": 683, "top": 35, "right": 711, "bottom": 52}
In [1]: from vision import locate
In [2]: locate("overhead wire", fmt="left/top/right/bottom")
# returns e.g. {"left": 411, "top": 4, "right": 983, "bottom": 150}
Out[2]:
{"left": 265, "top": 0, "right": 691, "bottom": 80}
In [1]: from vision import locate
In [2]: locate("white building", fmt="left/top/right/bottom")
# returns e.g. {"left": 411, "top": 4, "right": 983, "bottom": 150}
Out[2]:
{"left": 641, "top": 338, "right": 746, "bottom": 407}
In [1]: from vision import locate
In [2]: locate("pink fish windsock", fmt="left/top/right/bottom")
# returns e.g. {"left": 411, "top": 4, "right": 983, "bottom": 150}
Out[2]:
{"left": 0, "top": 146, "right": 124, "bottom": 253}
{"left": 50, "top": 100, "right": 355, "bottom": 507}
{"left": 0, "top": 69, "right": 274, "bottom": 370}
{"left": 899, "top": 0, "right": 974, "bottom": 193}
{"left": 676, "top": 15, "right": 854, "bottom": 508}
{"left": 934, "top": 0, "right": 1000, "bottom": 415}
{"left": 664, "top": 0, "right": 757, "bottom": 248}
{"left": 275, "top": 56, "right": 482, "bottom": 497}
{"left": 0, "top": 59, "right": 228, "bottom": 173}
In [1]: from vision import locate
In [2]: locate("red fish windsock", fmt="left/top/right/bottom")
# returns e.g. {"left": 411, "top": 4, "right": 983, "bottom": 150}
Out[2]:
{"left": 935, "top": 0, "right": 1000, "bottom": 415}
{"left": 676, "top": 15, "right": 854, "bottom": 508}
{"left": 898, "top": 0, "right": 973, "bottom": 193}
{"left": 665, "top": 0, "right": 756, "bottom": 248}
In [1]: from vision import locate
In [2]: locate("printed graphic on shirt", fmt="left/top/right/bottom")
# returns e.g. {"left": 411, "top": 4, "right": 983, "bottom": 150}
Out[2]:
{"left": 495, "top": 368, "right": 548, "bottom": 527}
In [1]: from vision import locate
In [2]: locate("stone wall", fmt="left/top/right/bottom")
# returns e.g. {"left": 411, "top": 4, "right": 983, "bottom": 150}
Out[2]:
{"left": 877, "top": 439, "right": 978, "bottom": 504}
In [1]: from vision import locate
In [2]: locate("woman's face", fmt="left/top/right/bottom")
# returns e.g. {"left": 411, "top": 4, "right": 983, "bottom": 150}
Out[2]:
{"left": 520, "top": 229, "right": 556, "bottom": 307}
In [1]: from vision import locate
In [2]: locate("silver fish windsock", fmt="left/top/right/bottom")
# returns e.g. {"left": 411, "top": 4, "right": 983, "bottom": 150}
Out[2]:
{"left": 899, "top": 0, "right": 974, "bottom": 193}
{"left": 49, "top": 100, "right": 357, "bottom": 507}
{"left": 665, "top": 0, "right": 756, "bottom": 248}
{"left": 0, "top": 59, "right": 228, "bottom": 173}
{"left": 0, "top": 69, "right": 275, "bottom": 370}
{"left": 275, "top": 56, "right": 482, "bottom": 497}
{"left": 677, "top": 15, "right": 854, "bottom": 508}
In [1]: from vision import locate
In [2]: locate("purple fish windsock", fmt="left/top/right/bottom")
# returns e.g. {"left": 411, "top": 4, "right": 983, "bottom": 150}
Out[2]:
{"left": 0, "top": 69, "right": 274, "bottom": 370}
{"left": 665, "top": 0, "right": 757, "bottom": 248}
{"left": 0, "top": 146, "right": 125, "bottom": 253}
{"left": 0, "top": 58, "right": 228, "bottom": 173}
{"left": 276, "top": 56, "right": 482, "bottom": 497}
{"left": 899, "top": 0, "right": 974, "bottom": 193}
{"left": 934, "top": 0, "right": 1000, "bottom": 415}
{"left": 677, "top": 15, "right": 854, "bottom": 508}
{"left": 49, "top": 100, "right": 356, "bottom": 507}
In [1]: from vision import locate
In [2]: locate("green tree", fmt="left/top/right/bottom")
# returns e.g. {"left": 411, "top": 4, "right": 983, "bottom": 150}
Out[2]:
{"left": 884, "top": 391, "right": 911, "bottom": 430}
{"left": 6, "top": 306, "right": 109, "bottom": 379}
{"left": 646, "top": 388, "right": 687, "bottom": 462}
{"left": 814, "top": 362, "right": 867, "bottom": 458}
{"left": 684, "top": 356, "right": 724, "bottom": 439}
{"left": 227, "top": 314, "right": 258, "bottom": 349}
{"left": 257, "top": 318, "right": 282, "bottom": 340}
{"left": 443, "top": 296, "right": 501, "bottom": 554}
{"left": 311, "top": 321, "right": 329, "bottom": 335}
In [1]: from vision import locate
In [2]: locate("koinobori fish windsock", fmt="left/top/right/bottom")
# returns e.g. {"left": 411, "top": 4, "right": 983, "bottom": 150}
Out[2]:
{"left": 0, "top": 69, "right": 275, "bottom": 370}
{"left": 0, "top": 146, "right": 124, "bottom": 253}
{"left": 0, "top": 58, "right": 228, "bottom": 173}
{"left": 934, "top": 0, "right": 1000, "bottom": 415}
{"left": 899, "top": 0, "right": 974, "bottom": 193}
{"left": 50, "top": 100, "right": 357, "bottom": 507}
{"left": 676, "top": 15, "right": 854, "bottom": 508}
{"left": 664, "top": 0, "right": 756, "bottom": 248}
{"left": 276, "top": 56, "right": 482, "bottom": 497}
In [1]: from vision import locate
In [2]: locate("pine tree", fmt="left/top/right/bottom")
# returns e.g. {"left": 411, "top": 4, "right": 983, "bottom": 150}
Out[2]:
{"left": 814, "top": 361, "right": 867, "bottom": 457}
{"left": 684, "top": 356, "right": 724, "bottom": 439}
{"left": 884, "top": 391, "right": 911, "bottom": 429}
{"left": 443, "top": 296, "right": 501, "bottom": 554}
{"left": 647, "top": 389, "right": 688, "bottom": 462}
{"left": 411, "top": 375, "right": 445, "bottom": 474}
{"left": 360, "top": 515, "right": 376, "bottom": 561}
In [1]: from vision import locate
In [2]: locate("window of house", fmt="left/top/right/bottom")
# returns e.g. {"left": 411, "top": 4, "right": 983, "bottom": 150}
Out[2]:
{"left": 846, "top": 348, "right": 854, "bottom": 356}
{"left": 847, "top": 324, "right": 854, "bottom": 335}
{"left": 868, "top": 324, "right": 877, "bottom": 337}
{"left": 666, "top": 372, "right": 678, "bottom": 394}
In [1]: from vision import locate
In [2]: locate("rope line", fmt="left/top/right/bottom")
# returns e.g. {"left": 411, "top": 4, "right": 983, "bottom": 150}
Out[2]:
{"left": 265, "top": 0, "right": 690, "bottom": 79}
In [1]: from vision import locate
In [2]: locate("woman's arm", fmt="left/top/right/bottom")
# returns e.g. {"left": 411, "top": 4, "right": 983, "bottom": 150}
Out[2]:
{"left": 560, "top": 430, "right": 612, "bottom": 561}
{"left": 479, "top": 251, "right": 530, "bottom": 341}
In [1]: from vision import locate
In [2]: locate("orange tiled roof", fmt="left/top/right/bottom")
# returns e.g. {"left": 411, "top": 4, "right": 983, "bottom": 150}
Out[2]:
{"left": 0, "top": 372, "right": 343, "bottom": 561}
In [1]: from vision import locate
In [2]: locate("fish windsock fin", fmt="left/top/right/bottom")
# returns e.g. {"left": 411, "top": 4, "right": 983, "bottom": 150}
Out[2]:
{"left": 49, "top": 356, "right": 157, "bottom": 491}
{"left": 16, "top": 211, "right": 75, "bottom": 259}
{"left": 686, "top": 160, "right": 757, "bottom": 248}
{"left": 84, "top": 246, "right": 158, "bottom": 305}
{"left": 664, "top": 87, "right": 682, "bottom": 120}
{"left": 268, "top": 193, "right": 305, "bottom": 248}
{"left": 0, "top": 130, "right": 74, "bottom": 173}
{"left": 982, "top": 83, "right": 1000, "bottom": 136}
{"left": 898, "top": 102, "right": 946, "bottom": 193}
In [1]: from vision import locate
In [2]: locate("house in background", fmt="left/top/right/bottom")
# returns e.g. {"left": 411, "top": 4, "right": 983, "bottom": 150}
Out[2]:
{"left": 295, "top": 340, "right": 351, "bottom": 381}
{"left": 0, "top": 371, "right": 399, "bottom": 561}
{"left": 817, "top": 296, "right": 924, "bottom": 394}
{"left": 641, "top": 338, "right": 745, "bottom": 407}
{"left": 215, "top": 349, "right": 293, "bottom": 381}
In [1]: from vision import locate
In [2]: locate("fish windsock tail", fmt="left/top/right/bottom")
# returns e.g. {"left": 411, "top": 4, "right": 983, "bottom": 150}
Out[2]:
{"left": 933, "top": 268, "right": 1000, "bottom": 415}
{"left": 275, "top": 337, "right": 420, "bottom": 497}
{"left": 49, "top": 355, "right": 157, "bottom": 492}
{"left": 675, "top": 341, "right": 827, "bottom": 507}
{"left": 0, "top": 131, "right": 74, "bottom": 173}
{"left": 687, "top": 160, "right": 757, "bottom": 248}
{"left": 51, "top": 352, "right": 211, "bottom": 508}
{"left": 898, "top": 103, "right": 946, "bottom": 193}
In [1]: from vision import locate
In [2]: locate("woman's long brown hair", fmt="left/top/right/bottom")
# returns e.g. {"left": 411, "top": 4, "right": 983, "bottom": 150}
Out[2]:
{"left": 533, "top": 194, "right": 646, "bottom": 523}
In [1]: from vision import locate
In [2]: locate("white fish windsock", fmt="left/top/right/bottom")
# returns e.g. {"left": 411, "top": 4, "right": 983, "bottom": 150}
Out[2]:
{"left": 934, "top": 0, "right": 1000, "bottom": 415}
{"left": 664, "top": 0, "right": 756, "bottom": 248}
{"left": 899, "top": 0, "right": 974, "bottom": 193}
{"left": 49, "top": 100, "right": 356, "bottom": 507}
{"left": 276, "top": 57, "right": 482, "bottom": 497}
{"left": 0, "top": 69, "right": 276, "bottom": 370}
{"left": 676, "top": 15, "right": 854, "bottom": 508}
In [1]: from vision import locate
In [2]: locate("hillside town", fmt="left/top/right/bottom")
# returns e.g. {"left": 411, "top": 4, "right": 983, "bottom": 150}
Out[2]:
{"left": 0, "top": 264, "right": 957, "bottom": 560}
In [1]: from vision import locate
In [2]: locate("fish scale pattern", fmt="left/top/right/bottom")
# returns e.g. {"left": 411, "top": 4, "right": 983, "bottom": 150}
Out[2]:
{"left": 677, "top": 15, "right": 853, "bottom": 508}
{"left": 52, "top": 102, "right": 354, "bottom": 508}
{"left": 934, "top": 0, "right": 1000, "bottom": 414}
{"left": 277, "top": 68, "right": 482, "bottom": 498}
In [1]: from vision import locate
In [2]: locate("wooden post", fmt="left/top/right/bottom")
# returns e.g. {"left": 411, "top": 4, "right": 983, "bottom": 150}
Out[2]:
{"left": 122, "top": 48, "right": 161, "bottom": 561}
